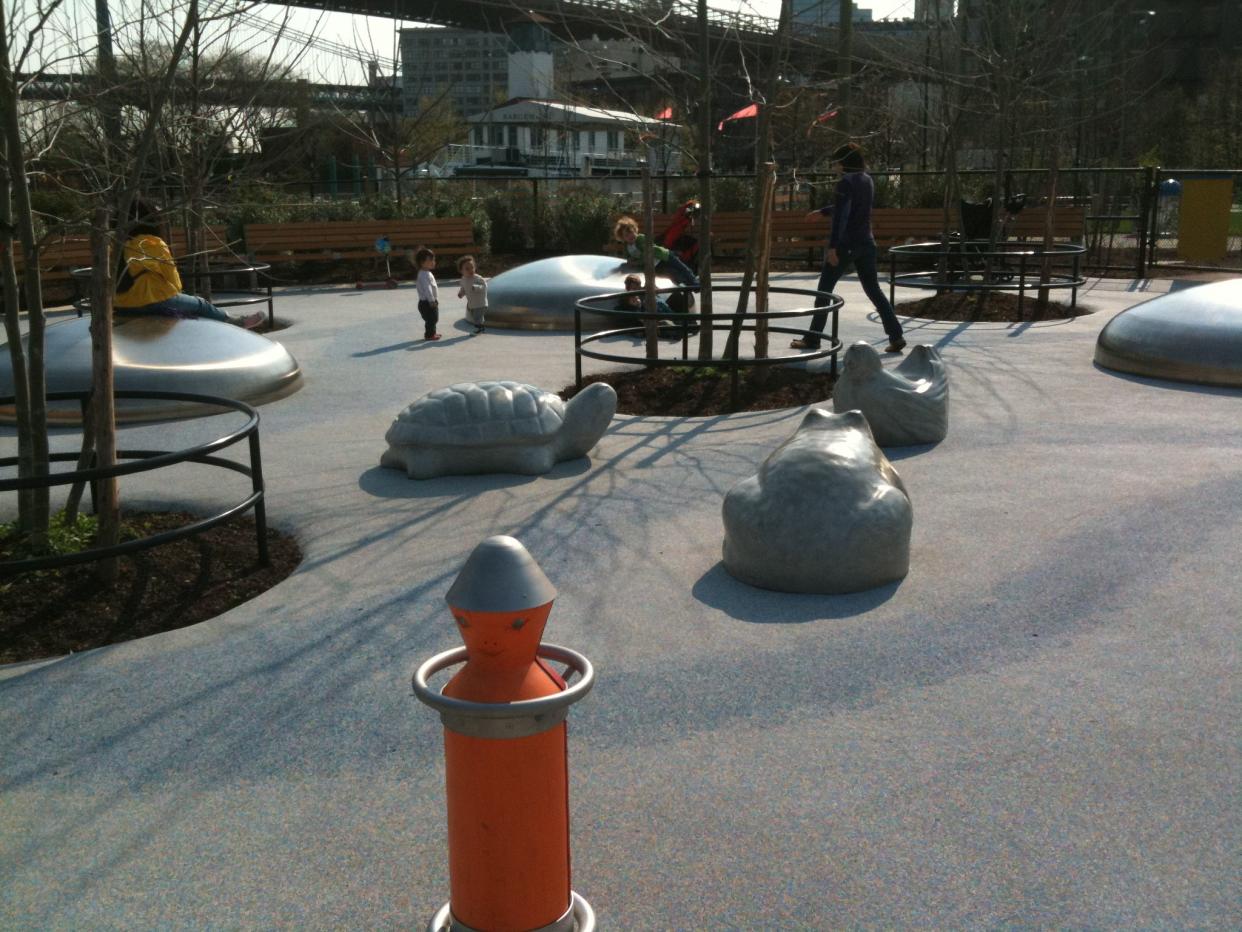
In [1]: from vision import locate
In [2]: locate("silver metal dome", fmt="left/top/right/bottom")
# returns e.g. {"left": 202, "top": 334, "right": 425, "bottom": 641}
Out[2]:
{"left": 0, "top": 314, "right": 303, "bottom": 423}
{"left": 486, "top": 254, "right": 679, "bottom": 330}
{"left": 1095, "top": 278, "right": 1242, "bottom": 387}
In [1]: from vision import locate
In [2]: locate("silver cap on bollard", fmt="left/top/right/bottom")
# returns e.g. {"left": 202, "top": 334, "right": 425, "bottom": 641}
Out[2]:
{"left": 445, "top": 535, "right": 558, "bottom": 613}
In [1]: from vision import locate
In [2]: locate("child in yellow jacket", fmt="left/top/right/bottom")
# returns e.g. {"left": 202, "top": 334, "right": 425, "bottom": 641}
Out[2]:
{"left": 115, "top": 199, "right": 263, "bottom": 329}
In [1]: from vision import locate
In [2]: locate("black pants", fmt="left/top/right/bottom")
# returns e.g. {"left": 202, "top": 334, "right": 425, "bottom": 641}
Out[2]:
{"left": 806, "top": 242, "right": 903, "bottom": 346}
{"left": 417, "top": 299, "right": 439, "bottom": 338}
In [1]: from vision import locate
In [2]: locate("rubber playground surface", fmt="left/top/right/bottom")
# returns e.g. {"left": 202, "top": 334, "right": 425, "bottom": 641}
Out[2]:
{"left": 2, "top": 273, "right": 1239, "bottom": 928}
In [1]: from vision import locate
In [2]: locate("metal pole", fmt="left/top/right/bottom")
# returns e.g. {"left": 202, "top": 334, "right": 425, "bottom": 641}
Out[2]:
{"left": 94, "top": 0, "right": 121, "bottom": 144}
{"left": 1136, "top": 165, "right": 1154, "bottom": 278}
{"left": 574, "top": 305, "right": 582, "bottom": 389}
{"left": 1017, "top": 252, "right": 1026, "bottom": 318}
{"left": 921, "top": 27, "right": 930, "bottom": 171}
{"left": 838, "top": 0, "right": 853, "bottom": 135}
{"left": 696, "top": 0, "right": 714, "bottom": 360}
{"left": 248, "top": 430, "right": 269, "bottom": 566}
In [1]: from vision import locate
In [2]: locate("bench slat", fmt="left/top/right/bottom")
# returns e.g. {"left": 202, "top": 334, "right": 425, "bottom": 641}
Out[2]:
{"left": 243, "top": 218, "right": 478, "bottom": 265}
{"left": 618, "top": 205, "right": 1084, "bottom": 263}
{"left": 14, "top": 226, "right": 234, "bottom": 285}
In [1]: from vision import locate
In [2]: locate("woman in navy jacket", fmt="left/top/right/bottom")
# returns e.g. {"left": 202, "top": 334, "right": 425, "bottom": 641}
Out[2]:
{"left": 791, "top": 142, "right": 905, "bottom": 353}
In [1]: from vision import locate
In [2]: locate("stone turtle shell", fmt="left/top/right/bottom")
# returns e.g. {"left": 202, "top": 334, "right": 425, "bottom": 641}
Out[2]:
{"left": 385, "top": 380, "right": 566, "bottom": 447}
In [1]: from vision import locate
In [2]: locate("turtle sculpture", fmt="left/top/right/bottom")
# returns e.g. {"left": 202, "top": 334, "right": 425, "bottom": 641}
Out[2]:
{"left": 381, "top": 380, "right": 618, "bottom": 479}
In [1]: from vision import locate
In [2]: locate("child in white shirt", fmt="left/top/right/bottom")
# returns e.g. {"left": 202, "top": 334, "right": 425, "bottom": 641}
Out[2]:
{"left": 456, "top": 255, "right": 488, "bottom": 334}
{"left": 415, "top": 247, "right": 440, "bottom": 341}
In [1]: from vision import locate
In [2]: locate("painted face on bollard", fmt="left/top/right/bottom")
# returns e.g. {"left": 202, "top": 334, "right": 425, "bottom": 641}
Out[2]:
{"left": 453, "top": 606, "right": 551, "bottom": 671}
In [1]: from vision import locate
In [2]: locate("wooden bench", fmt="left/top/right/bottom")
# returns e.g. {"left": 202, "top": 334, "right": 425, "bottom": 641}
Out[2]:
{"left": 637, "top": 206, "right": 1085, "bottom": 265}
{"left": 13, "top": 226, "right": 236, "bottom": 291}
{"left": 243, "top": 218, "right": 477, "bottom": 270}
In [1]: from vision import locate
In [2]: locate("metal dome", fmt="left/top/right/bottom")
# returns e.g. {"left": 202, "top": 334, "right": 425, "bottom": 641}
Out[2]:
{"left": 0, "top": 314, "right": 303, "bottom": 423}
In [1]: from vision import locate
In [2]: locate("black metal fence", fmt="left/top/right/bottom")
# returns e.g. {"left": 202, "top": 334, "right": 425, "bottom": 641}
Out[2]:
{"left": 179, "top": 164, "right": 1241, "bottom": 278}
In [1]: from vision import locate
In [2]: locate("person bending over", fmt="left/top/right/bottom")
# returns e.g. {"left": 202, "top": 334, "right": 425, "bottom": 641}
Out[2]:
{"left": 613, "top": 215, "right": 700, "bottom": 291}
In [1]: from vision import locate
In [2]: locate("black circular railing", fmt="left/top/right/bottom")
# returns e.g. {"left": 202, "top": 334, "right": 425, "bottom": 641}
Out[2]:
{"left": 71, "top": 263, "right": 276, "bottom": 327}
{"left": 887, "top": 240, "right": 1087, "bottom": 314}
{"left": 0, "top": 390, "right": 268, "bottom": 576}
{"left": 573, "top": 285, "right": 844, "bottom": 411}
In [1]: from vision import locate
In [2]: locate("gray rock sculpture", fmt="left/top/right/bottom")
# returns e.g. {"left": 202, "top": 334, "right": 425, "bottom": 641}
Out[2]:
{"left": 381, "top": 380, "right": 617, "bottom": 479}
{"left": 722, "top": 408, "right": 912, "bottom": 594}
{"left": 833, "top": 341, "right": 949, "bottom": 446}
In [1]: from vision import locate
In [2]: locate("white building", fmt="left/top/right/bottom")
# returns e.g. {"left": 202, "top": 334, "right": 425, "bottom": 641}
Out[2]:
{"left": 455, "top": 98, "right": 682, "bottom": 178}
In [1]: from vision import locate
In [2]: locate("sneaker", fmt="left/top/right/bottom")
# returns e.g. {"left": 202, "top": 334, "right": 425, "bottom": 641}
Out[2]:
{"left": 790, "top": 338, "right": 820, "bottom": 350}
{"left": 475, "top": 325, "right": 485, "bottom": 334}
{"left": 426, "top": 333, "right": 441, "bottom": 341}
{"left": 885, "top": 337, "right": 907, "bottom": 353}
{"left": 238, "top": 311, "right": 266, "bottom": 330}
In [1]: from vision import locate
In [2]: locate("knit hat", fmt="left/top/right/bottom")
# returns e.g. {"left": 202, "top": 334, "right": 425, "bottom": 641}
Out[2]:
{"left": 831, "top": 142, "right": 864, "bottom": 171}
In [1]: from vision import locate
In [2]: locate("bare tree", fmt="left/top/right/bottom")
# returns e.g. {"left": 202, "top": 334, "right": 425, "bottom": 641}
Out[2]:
{"left": 4, "top": 0, "right": 317, "bottom": 568}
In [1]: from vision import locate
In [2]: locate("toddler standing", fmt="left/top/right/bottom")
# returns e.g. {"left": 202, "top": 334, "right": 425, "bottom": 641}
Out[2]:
{"left": 456, "top": 255, "right": 488, "bottom": 334}
{"left": 414, "top": 246, "right": 440, "bottom": 341}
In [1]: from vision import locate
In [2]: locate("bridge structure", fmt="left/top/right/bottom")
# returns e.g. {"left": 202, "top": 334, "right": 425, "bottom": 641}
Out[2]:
{"left": 269, "top": 0, "right": 786, "bottom": 54}
{"left": 18, "top": 72, "right": 398, "bottom": 113}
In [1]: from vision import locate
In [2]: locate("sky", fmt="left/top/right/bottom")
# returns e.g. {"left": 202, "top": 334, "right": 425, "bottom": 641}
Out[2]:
{"left": 22, "top": 0, "right": 916, "bottom": 85}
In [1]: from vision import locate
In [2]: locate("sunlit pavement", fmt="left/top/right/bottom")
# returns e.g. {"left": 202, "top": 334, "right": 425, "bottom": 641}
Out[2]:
{"left": 1, "top": 273, "right": 1238, "bottom": 928}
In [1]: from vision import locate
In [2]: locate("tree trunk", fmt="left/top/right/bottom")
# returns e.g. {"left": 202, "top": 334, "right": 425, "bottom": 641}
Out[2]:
{"left": 753, "top": 164, "right": 776, "bottom": 361}
{"left": 640, "top": 150, "right": 659, "bottom": 357}
{"left": 726, "top": 0, "right": 789, "bottom": 362}
{"left": 63, "top": 398, "right": 97, "bottom": 526}
{"left": 89, "top": 209, "right": 120, "bottom": 583}
{"left": 727, "top": 163, "right": 775, "bottom": 362}
{"left": 0, "top": 7, "right": 50, "bottom": 543}
{"left": 188, "top": 8, "right": 211, "bottom": 300}
{"left": 0, "top": 133, "right": 35, "bottom": 533}
{"left": 838, "top": 0, "right": 853, "bottom": 135}
{"left": 1037, "top": 141, "right": 1061, "bottom": 308}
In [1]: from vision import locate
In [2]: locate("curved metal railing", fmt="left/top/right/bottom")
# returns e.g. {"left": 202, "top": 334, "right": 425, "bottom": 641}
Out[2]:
{"left": 573, "top": 285, "right": 844, "bottom": 412}
{"left": 0, "top": 390, "right": 268, "bottom": 575}
{"left": 887, "top": 240, "right": 1087, "bottom": 313}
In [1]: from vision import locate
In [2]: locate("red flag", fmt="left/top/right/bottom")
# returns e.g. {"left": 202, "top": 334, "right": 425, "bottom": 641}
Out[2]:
{"left": 806, "top": 106, "right": 839, "bottom": 137}
{"left": 717, "top": 103, "right": 759, "bottom": 132}
{"left": 656, "top": 106, "right": 673, "bottom": 120}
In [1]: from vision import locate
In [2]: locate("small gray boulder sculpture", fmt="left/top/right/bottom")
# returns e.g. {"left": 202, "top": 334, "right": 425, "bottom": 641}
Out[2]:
{"left": 833, "top": 341, "right": 949, "bottom": 446}
{"left": 722, "top": 408, "right": 912, "bottom": 594}
{"left": 381, "top": 380, "right": 617, "bottom": 479}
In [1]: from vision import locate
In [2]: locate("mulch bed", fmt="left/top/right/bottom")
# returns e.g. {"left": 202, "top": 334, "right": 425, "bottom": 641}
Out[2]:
{"left": 562, "top": 365, "right": 836, "bottom": 417}
{"left": 896, "top": 289, "right": 1086, "bottom": 322}
{"left": 0, "top": 512, "right": 300, "bottom": 665}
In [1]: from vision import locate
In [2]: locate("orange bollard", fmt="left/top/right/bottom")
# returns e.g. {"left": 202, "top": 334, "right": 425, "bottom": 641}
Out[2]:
{"left": 414, "top": 536, "right": 595, "bottom": 932}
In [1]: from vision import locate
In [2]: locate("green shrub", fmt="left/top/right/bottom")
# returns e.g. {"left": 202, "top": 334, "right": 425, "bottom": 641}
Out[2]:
{"left": 0, "top": 510, "right": 98, "bottom": 564}
{"left": 712, "top": 176, "right": 755, "bottom": 211}
{"left": 483, "top": 189, "right": 531, "bottom": 253}
{"left": 545, "top": 185, "right": 630, "bottom": 253}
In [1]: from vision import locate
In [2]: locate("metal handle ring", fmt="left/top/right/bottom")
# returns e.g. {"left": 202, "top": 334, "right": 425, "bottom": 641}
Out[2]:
{"left": 412, "top": 643, "right": 595, "bottom": 739}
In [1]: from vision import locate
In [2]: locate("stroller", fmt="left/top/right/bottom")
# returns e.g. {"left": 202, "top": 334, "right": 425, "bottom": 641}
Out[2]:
{"left": 955, "top": 193, "right": 1028, "bottom": 281}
